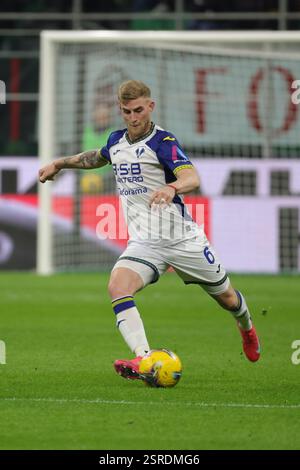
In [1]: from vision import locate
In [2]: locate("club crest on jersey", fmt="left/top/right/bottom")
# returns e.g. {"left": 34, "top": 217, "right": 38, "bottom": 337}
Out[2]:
{"left": 135, "top": 147, "right": 145, "bottom": 158}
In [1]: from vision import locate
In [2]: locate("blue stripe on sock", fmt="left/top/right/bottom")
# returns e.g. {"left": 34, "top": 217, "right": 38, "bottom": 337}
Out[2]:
{"left": 232, "top": 290, "right": 243, "bottom": 312}
{"left": 113, "top": 300, "right": 135, "bottom": 315}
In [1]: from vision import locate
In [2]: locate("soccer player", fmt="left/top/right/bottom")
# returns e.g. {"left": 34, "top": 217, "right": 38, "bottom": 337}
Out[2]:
{"left": 39, "top": 80, "right": 261, "bottom": 381}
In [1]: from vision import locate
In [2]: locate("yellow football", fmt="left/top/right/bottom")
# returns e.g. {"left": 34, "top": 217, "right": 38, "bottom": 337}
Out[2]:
{"left": 139, "top": 349, "right": 182, "bottom": 388}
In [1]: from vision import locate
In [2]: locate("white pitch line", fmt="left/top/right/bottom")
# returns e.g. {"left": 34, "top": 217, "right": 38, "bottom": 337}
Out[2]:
{"left": 1, "top": 397, "right": 300, "bottom": 409}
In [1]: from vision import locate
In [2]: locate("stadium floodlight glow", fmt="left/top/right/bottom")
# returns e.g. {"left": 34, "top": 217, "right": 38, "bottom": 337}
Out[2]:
{"left": 38, "top": 30, "right": 300, "bottom": 275}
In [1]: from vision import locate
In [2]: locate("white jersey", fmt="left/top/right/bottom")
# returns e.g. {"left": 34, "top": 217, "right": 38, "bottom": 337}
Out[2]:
{"left": 100, "top": 123, "right": 203, "bottom": 246}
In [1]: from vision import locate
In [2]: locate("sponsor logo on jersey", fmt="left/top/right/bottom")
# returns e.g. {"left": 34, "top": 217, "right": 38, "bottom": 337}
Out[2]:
{"left": 172, "top": 145, "right": 189, "bottom": 162}
{"left": 117, "top": 176, "right": 144, "bottom": 183}
{"left": 119, "top": 186, "right": 148, "bottom": 196}
{"left": 113, "top": 149, "right": 121, "bottom": 155}
{"left": 135, "top": 147, "right": 145, "bottom": 158}
{"left": 163, "top": 136, "right": 176, "bottom": 141}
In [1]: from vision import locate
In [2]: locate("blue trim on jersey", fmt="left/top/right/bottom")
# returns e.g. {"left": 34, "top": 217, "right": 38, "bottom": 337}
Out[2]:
{"left": 100, "top": 147, "right": 111, "bottom": 163}
{"left": 146, "top": 129, "right": 193, "bottom": 175}
{"left": 146, "top": 129, "right": 175, "bottom": 152}
{"left": 100, "top": 129, "right": 126, "bottom": 163}
{"left": 107, "top": 129, "right": 126, "bottom": 148}
{"left": 162, "top": 165, "right": 176, "bottom": 184}
{"left": 173, "top": 194, "right": 194, "bottom": 222}
{"left": 161, "top": 166, "right": 194, "bottom": 222}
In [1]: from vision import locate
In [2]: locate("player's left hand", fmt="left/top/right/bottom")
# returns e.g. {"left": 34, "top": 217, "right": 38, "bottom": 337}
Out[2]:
{"left": 149, "top": 185, "right": 176, "bottom": 208}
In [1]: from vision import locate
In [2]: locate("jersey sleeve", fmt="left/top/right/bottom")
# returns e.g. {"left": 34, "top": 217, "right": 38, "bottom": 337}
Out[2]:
{"left": 99, "top": 129, "right": 125, "bottom": 164}
{"left": 99, "top": 145, "right": 111, "bottom": 164}
{"left": 156, "top": 134, "right": 193, "bottom": 175}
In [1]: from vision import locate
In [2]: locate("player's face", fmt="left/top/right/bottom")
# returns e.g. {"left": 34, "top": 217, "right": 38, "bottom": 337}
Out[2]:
{"left": 120, "top": 97, "right": 155, "bottom": 140}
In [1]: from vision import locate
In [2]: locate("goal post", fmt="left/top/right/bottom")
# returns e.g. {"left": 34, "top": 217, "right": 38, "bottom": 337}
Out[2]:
{"left": 37, "top": 30, "right": 300, "bottom": 275}
{"left": 37, "top": 34, "right": 56, "bottom": 275}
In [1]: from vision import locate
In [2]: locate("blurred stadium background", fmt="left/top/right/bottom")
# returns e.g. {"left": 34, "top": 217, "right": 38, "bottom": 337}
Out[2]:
{"left": 1, "top": 0, "right": 300, "bottom": 272}
{"left": 1, "top": 0, "right": 300, "bottom": 451}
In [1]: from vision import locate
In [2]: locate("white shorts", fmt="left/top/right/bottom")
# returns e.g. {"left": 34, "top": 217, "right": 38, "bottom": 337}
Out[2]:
{"left": 112, "top": 234, "right": 230, "bottom": 296}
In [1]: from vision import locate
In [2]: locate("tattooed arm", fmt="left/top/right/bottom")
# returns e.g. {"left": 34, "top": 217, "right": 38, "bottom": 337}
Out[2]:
{"left": 39, "top": 149, "right": 108, "bottom": 183}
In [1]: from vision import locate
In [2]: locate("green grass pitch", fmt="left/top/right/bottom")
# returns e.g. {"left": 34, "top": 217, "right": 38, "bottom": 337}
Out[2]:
{"left": 1, "top": 272, "right": 299, "bottom": 450}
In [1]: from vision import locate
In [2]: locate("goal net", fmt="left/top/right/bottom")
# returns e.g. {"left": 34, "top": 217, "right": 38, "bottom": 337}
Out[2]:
{"left": 38, "top": 31, "right": 300, "bottom": 274}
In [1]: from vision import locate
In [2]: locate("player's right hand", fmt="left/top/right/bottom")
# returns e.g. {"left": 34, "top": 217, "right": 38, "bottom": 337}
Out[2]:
{"left": 39, "top": 162, "right": 60, "bottom": 183}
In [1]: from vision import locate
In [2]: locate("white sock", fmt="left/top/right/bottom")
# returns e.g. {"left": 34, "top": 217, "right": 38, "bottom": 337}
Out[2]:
{"left": 112, "top": 296, "right": 150, "bottom": 357}
{"left": 230, "top": 290, "right": 252, "bottom": 331}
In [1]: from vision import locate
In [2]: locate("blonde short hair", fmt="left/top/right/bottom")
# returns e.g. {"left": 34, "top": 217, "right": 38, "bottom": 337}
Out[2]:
{"left": 118, "top": 80, "right": 151, "bottom": 103}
